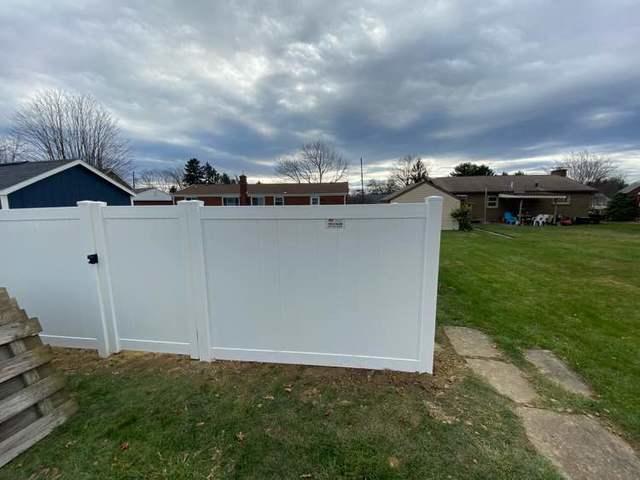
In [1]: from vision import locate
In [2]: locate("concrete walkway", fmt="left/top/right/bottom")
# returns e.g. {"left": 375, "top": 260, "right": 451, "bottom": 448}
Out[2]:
{"left": 444, "top": 326, "right": 640, "bottom": 480}
{"left": 525, "top": 349, "right": 593, "bottom": 398}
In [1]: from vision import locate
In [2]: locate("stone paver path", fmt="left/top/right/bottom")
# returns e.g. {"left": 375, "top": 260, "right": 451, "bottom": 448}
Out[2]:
{"left": 466, "top": 358, "right": 539, "bottom": 404}
{"left": 518, "top": 407, "right": 640, "bottom": 480}
{"left": 445, "top": 326, "right": 640, "bottom": 480}
{"left": 525, "top": 349, "right": 593, "bottom": 397}
{"left": 443, "top": 326, "right": 502, "bottom": 358}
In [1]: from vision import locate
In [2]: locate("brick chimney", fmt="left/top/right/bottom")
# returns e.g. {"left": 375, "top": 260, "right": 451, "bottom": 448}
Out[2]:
{"left": 550, "top": 168, "right": 567, "bottom": 177}
{"left": 239, "top": 175, "right": 249, "bottom": 205}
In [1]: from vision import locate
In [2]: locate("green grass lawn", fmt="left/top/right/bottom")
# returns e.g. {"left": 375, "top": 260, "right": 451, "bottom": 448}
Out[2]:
{"left": 1, "top": 349, "right": 559, "bottom": 480}
{"left": 2, "top": 223, "right": 637, "bottom": 479}
{"left": 438, "top": 223, "right": 640, "bottom": 446}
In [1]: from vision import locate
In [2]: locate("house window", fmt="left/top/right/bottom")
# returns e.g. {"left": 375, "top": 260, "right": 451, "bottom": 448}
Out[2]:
{"left": 251, "top": 196, "right": 265, "bottom": 206}
{"left": 487, "top": 195, "right": 498, "bottom": 208}
{"left": 274, "top": 196, "right": 284, "bottom": 206}
{"left": 223, "top": 197, "right": 240, "bottom": 206}
{"left": 553, "top": 195, "right": 571, "bottom": 206}
{"left": 310, "top": 196, "right": 320, "bottom": 206}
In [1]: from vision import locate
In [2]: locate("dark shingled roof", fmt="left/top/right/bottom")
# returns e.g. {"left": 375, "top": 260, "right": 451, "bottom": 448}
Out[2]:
{"left": 174, "top": 182, "right": 349, "bottom": 196}
{"left": 0, "top": 160, "right": 75, "bottom": 191}
{"left": 430, "top": 175, "right": 597, "bottom": 194}
{"left": 619, "top": 181, "right": 640, "bottom": 194}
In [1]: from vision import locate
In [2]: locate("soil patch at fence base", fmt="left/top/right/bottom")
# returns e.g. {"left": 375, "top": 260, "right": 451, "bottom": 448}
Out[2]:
{"left": 50, "top": 342, "right": 464, "bottom": 393}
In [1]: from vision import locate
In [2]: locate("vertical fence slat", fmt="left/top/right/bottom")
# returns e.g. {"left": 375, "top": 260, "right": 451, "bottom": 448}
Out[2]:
{"left": 178, "top": 201, "right": 212, "bottom": 361}
{"left": 77, "top": 201, "right": 118, "bottom": 357}
{"left": 419, "top": 196, "right": 443, "bottom": 373}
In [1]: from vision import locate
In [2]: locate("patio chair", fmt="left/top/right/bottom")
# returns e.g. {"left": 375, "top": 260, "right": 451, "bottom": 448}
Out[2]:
{"left": 503, "top": 211, "right": 518, "bottom": 225}
{"left": 533, "top": 214, "right": 546, "bottom": 226}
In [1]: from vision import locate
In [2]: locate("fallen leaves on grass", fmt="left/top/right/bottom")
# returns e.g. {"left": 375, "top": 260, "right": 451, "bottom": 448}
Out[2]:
{"left": 236, "top": 432, "right": 245, "bottom": 442}
{"left": 423, "top": 400, "right": 459, "bottom": 424}
{"left": 119, "top": 442, "right": 129, "bottom": 451}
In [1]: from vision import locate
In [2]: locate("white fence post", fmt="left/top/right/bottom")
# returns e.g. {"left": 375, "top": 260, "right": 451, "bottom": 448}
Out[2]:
{"left": 419, "top": 196, "right": 443, "bottom": 373}
{"left": 77, "top": 201, "right": 119, "bottom": 357}
{"left": 178, "top": 200, "right": 212, "bottom": 361}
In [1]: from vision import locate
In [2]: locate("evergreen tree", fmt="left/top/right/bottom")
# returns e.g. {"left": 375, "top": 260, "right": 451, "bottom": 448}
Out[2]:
{"left": 202, "top": 162, "right": 219, "bottom": 184}
{"left": 450, "top": 162, "right": 495, "bottom": 176}
{"left": 410, "top": 158, "right": 429, "bottom": 183}
{"left": 183, "top": 158, "right": 203, "bottom": 185}
{"left": 220, "top": 172, "right": 232, "bottom": 184}
{"left": 390, "top": 155, "right": 429, "bottom": 187}
{"left": 607, "top": 193, "right": 638, "bottom": 221}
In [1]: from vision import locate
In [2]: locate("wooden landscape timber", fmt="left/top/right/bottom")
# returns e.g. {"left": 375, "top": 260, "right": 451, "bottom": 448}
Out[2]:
{"left": 0, "top": 287, "right": 77, "bottom": 468}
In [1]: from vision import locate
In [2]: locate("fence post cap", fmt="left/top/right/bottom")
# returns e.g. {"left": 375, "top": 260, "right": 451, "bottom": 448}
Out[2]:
{"left": 177, "top": 200, "right": 205, "bottom": 207}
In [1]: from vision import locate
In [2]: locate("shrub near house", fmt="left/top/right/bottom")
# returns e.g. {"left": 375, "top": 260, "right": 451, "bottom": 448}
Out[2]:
{"left": 608, "top": 192, "right": 638, "bottom": 221}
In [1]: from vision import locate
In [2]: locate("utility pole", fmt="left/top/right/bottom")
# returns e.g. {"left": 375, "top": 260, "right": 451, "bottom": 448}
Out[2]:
{"left": 360, "top": 157, "right": 364, "bottom": 203}
{"left": 132, "top": 171, "right": 136, "bottom": 189}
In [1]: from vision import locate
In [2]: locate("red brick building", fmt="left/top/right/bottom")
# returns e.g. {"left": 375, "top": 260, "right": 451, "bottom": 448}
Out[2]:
{"left": 173, "top": 175, "right": 348, "bottom": 206}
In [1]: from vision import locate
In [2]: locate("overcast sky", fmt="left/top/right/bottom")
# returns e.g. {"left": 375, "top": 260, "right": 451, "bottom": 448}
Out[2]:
{"left": 1, "top": 0, "right": 639, "bottom": 183}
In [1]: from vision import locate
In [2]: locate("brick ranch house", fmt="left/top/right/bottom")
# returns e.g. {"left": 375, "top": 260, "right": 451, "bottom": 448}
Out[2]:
{"left": 620, "top": 181, "right": 640, "bottom": 207}
{"left": 173, "top": 175, "right": 349, "bottom": 206}
{"left": 429, "top": 169, "right": 597, "bottom": 223}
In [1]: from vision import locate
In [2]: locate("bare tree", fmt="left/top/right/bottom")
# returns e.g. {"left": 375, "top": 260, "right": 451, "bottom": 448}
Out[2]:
{"left": 137, "top": 166, "right": 185, "bottom": 192}
{"left": 367, "top": 178, "right": 397, "bottom": 195}
{"left": 275, "top": 158, "right": 304, "bottom": 183}
{"left": 0, "top": 135, "right": 23, "bottom": 163}
{"left": 556, "top": 151, "right": 618, "bottom": 185}
{"left": 275, "top": 141, "right": 348, "bottom": 183}
{"left": 11, "top": 89, "right": 131, "bottom": 176}
{"left": 390, "top": 155, "right": 429, "bottom": 187}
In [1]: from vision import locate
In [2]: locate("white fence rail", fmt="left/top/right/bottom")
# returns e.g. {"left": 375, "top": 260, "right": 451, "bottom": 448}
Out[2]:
{"left": 0, "top": 198, "right": 443, "bottom": 373}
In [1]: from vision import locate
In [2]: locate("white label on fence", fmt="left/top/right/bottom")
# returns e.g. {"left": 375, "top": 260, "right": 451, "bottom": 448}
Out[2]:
{"left": 326, "top": 218, "right": 345, "bottom": 229}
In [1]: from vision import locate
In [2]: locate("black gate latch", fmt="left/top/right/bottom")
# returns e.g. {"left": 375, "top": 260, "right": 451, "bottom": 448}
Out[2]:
{"left": 87, "top": 254, "right": 99, "bottom": 264}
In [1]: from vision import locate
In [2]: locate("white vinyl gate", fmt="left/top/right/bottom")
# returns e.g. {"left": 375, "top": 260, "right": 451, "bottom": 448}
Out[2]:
{"left": 0, "top": 198, "right": 443, "bottom": 373}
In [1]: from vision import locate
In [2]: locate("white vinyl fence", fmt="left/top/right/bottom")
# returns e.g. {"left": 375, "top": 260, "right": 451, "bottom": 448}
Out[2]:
{"left": 0, "top": 198, "right": 443, "bottom": 373}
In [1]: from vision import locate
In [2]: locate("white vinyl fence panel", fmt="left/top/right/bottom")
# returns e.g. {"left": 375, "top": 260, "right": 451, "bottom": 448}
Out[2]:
{"left": 0, "top": 198, "right": 443, "bottom": 373}
{"left": 0, "top": 207, "right": 104, "bottom": 351}
{"left": 101, "top": 206, "right": 196, "bottom": 356}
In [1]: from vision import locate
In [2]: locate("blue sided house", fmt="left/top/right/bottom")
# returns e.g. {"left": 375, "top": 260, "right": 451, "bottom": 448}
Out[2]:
{"left": 0, "top": 160, "right": 134, "bottom": 209}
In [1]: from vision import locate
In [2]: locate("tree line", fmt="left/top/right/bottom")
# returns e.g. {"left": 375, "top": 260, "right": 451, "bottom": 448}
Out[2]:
{"left": 0, "top": 88, "right": 631, "bottom": 200}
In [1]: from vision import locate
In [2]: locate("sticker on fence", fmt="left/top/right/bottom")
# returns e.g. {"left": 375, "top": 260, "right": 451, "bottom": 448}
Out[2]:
{"left": 326, "top": 218, "right": 345, "bottom": 229}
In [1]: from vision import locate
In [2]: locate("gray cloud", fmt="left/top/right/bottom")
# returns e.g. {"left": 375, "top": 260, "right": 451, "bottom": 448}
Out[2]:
{"left": 1, "top": 0, "right": 639, "bottom": 182}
